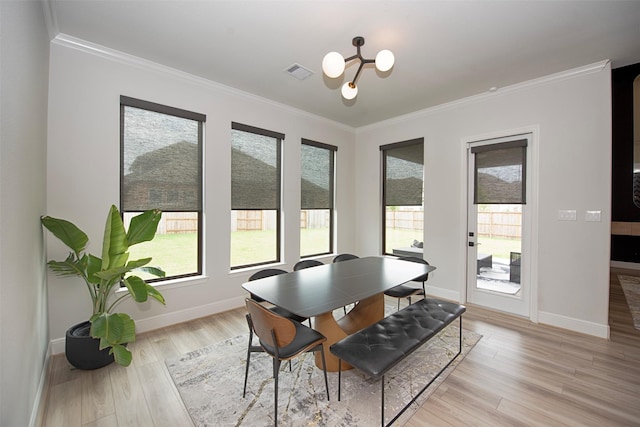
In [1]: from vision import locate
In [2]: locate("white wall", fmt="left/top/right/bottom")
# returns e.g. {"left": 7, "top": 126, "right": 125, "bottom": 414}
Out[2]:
{"left": 46, "top": 37, "right": 356, "bottom": 351}
{"left": 355, "top": 62, "right": 612, "bottom": 337}
{"left": 0, "top": 2, "right": 50, "bottom": 426}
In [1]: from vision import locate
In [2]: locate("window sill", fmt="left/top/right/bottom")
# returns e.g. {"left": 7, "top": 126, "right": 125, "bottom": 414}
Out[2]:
{"left": 115, "top": 275, "right": 209, "bottom": 294}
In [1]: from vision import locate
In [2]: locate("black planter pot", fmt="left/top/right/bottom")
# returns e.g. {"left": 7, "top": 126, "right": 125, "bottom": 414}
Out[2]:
{"left": 65, "top": 321, "right": 114, "bottom": 370}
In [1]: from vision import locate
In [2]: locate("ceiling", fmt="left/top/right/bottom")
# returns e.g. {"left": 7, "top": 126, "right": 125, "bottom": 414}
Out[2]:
{"left": 47, "top": 0, "right": 640, "bottom": 128}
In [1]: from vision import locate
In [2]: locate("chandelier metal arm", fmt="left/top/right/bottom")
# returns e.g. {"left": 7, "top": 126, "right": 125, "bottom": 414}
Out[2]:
{"left": 345, "top": 37, "right": 376, "bottom": 86}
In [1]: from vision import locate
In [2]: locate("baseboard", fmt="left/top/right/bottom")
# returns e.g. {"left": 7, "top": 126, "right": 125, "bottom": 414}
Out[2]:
{"left": 50, "top": 295, "right": 246, "bottom": 355}
{"left": 610, "top": 260, "right": 640, "bottom": 270}
{"left": 134, "top": 295, "right": 246, "bottom": 333}
{"left": 30, "top": 343, "right": 52, "bottom": 427}
{"left": 425, "top": 285, "right": 461, "bottom": 303}
{"left": 538, "top": 310, "right": 610, "bottom": 339}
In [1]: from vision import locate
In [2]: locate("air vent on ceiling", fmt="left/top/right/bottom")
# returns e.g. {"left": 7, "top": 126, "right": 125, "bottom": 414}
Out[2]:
{"left": 284, "top": 63, "right": 314, "bottom": 80}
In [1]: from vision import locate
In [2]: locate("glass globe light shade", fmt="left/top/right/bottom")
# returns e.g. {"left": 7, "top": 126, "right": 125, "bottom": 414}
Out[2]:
{"left": 322, "top": 52, "right": 345, "bottom": 78}
{"left": 341, "top": 82, "right": 358, "bottom": 100}
{"left": 375, "top": 49, "right": 395, "bottom": 72}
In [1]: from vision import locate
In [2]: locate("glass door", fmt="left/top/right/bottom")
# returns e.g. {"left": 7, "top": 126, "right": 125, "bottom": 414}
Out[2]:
{"left": 467, "top": 134, "right": 530, "bottom": 317}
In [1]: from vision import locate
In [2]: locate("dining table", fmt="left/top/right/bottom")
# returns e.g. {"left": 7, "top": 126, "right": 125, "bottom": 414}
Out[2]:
{"left": 242, "top": 256, "right": 436, "bottom": 371}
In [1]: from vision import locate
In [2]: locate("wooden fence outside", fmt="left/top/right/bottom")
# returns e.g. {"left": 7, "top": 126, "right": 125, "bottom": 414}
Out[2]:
{"left": 477, "top": 211, "right": 521, "bottom": 240}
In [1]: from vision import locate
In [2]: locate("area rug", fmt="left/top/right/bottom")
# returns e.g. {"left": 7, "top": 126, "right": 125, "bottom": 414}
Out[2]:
{"left": 618, "top": 275, "right": 640, "bottom": 330}
{"left": 165, "top": 324, "right": 481, "bottom": 426}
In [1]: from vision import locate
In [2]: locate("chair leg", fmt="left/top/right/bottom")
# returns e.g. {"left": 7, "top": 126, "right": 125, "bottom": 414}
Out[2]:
{"left": 397, "top": 299, "right": 400, "bottom": 311}
{"left": 320, "top": 346, "right": 330, "bottom": 401}
{"left": 243, "top": 321, "right": 254, "bottom": 398}
{"left": 273, "top": 359, "right": 281, "bottom": 426}
{"left": 243, "top": 344, "right": 252, "bottom": 398}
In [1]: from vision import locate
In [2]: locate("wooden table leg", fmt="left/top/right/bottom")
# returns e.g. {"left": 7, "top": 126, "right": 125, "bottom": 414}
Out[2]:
{"left": 314, "top": 293, "right": 385, "bottom": 371}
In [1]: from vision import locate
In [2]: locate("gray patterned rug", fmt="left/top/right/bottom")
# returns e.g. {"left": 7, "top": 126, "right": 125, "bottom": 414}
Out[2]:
{"left": 165, "top": 323, "right": 481, "bottom": 426}
{"left": 618, "top": 275, "right": 640, "bottom": 330}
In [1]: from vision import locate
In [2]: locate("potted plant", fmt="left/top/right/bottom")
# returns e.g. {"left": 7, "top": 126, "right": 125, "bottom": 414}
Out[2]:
{"left": 41, "top": 204, "right": 166, "bottom": 368}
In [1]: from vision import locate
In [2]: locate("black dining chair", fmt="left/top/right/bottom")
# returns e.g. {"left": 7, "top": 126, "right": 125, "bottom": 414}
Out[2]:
{"left": 243, "top": 298, "right": 330, "bottom": 426}
{"left": 332, "top": 254, "right": 360, "bottom": 313}
{"left": 293, "top": 259, "right": 324, "bottom": 271}
{"left": 332, "top": 253, "right": 359, "bottom": 263}
{"left": 384, "top": 256, "right": 430, "bottom": 311}
{"left": 247, "top": 268, "right": 309, "bottom": 325}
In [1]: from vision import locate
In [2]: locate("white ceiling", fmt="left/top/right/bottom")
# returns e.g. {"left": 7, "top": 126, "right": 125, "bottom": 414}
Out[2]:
{"left": 47, "top": 0, "right": 640, "bottom": 127}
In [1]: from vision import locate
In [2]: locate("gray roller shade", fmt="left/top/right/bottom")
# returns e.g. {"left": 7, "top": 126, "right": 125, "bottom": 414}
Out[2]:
{"left": 231, "top": 123, "right": 283, "bottom": 210}
{"left": 382, "top": 139, "right": 424, "bottom": 206}
{"left": 472, "top": 139, "right": 527, "bottom": 204}
{"left": 301, "top": 140, "right": 336, "bottom": 209}
{"left": 121, "top": 101, "right": 203, "bottom": 212}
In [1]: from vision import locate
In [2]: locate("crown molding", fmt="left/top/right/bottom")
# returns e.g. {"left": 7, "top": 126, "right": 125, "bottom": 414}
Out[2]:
{"left": 357, "top": 60, "right": 611, "bottom": 133}
{"left": 50, "top": 33, "right": 355, "bottom": 133}
{"left": 40, "top": 0, "right": 58, "bottom": 41}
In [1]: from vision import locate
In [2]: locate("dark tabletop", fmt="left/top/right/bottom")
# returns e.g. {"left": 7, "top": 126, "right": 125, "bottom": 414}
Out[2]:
{"left": 242, "top": 256, "right": 435, "bottom": 318}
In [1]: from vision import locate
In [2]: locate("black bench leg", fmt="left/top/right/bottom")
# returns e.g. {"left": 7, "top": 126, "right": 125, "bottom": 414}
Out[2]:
{"left": 337, "top": 359, "right": 342, "bottom": 401}
{"left": 381, "top": 374, "right": 385, "bottom": 427}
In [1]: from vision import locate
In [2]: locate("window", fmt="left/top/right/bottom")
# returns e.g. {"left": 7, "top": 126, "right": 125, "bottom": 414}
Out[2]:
{"left": 231, "top": 122, "right": 283, "bottom": 269}
{"left": 300, "top": 139, "right": 337, "bottom": 257}
{"left": 120, "top": 96, "right": 204, "bottom": 281}
{"left": 381, "top": 138, "right": 424, "bottom": 255}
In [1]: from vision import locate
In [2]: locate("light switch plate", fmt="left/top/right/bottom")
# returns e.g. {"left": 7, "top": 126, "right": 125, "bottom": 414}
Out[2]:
{"left": 558, "top": 210, "right": 577, "bottom": 221}
{"left": 585, "top": 210, "right": 602, "bottom": 222}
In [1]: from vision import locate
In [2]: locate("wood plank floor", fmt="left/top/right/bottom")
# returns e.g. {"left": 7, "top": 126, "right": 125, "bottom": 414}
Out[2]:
{"left": 41, "top": 268, "right": 640, "bottom": 426}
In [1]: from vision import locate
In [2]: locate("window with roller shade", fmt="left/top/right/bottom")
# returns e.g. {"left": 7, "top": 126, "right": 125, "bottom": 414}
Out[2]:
{"left": 231, "top": 122, "right": 283, "bottom": 269}
{"left": 381, "top": 138, "right": 424, "bottom": 255}
{"left": 300, "top": 139, "right": 337, "bottom": 257}
{"left": 120, "top": 96, "right": 204, "bottom": 281}
{"left": 472, "top": 139, "right": 527, "bottom": 205}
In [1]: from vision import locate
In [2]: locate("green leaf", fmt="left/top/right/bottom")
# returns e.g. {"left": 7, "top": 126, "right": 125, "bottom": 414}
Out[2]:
{"left": 123, "top": 275, "right": 148, "bottom": 302}
{"left": 94, "top": 256, "right": 146, "bottom": 281}
{"left": 111, "top": 344, "right": 132, "bottom": 367}
{"left": 101, "top": 205, "right": 128, "bottom": 270}
{"left": 127, "top": 209, "right": 162, "bottom": 246}
{"left": 90, "top": 312, "right": 135, "bottom": 345}
{"left": 86, "top": 254, "right": 103, "bottom": 284}
{"left": 136, "top": 265, "right": 166, "bottom": 278}
{"left": 41, "top": 215, "right": 89, "bottom": 255}
{"left": 146, "top": 283, "right": 166, "bottom": 305}
{"left": 46, "top": 254, "right": 85, "bottom": 277}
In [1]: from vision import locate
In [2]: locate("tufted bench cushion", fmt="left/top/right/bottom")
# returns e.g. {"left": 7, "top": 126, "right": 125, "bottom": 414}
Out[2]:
{"left": 330, "top": 298, "right": 465, "bottom": 378}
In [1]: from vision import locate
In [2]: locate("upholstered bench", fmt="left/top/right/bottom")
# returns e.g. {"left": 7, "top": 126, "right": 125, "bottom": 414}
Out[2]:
{"left": 330, "top": 298, "right": 466, "bottom": 427}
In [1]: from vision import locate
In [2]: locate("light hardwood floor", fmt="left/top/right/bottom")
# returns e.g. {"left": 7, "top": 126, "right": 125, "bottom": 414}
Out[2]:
{"left": 41, "top": 269, "right": 640, "bottom": 426}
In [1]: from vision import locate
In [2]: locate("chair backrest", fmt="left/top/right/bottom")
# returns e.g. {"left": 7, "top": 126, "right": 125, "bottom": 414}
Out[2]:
{"left": 332, "top": 253, "right": 359, "bottom": 263}
{"left": 398, "top": 256, "right": 430, "bottom": 282}
{"left": 248, "top": 268, "right": 288, "bottom": 281}
{"left": 245, "top": 298, "right": 296, "bottom": 349}
{"left": 248, "top": 268, "right": 288, "bottom": 302}
{"left": 293, "top": 259, "right": 324, "bottom": 271}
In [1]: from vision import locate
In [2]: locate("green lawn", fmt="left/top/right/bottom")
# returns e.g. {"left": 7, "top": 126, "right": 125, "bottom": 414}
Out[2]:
{"left": 128, "top": 233, "right": 198, "bottom": 279}
{"left": 128, "top": 228, "right": 520, "bottom": 278}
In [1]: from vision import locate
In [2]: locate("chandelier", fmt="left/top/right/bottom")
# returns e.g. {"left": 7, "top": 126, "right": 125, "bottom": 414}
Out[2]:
{"left": 322, "top": 36, "right": 395, "bottom": 100}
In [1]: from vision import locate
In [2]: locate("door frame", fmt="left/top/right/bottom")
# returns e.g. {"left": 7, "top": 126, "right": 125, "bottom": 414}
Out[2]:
{"left": 460, "top": 126, "right": 539, "bottom": 321}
